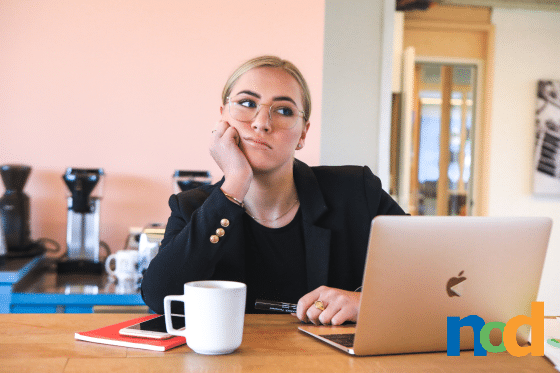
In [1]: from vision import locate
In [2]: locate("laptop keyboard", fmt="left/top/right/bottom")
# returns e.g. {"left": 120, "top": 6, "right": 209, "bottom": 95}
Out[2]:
{"left": 321, "top": 333, "right": 355, "bottom": 348}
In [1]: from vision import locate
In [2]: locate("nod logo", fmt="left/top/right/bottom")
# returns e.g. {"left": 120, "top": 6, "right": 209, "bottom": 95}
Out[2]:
{"left": 447, "top": 301, "right": 545, "bottom": 357}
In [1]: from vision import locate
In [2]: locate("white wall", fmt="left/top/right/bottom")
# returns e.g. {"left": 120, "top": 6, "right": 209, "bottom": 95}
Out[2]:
{"left": 320, "top": 0, "right": 395, "bottom": 187}
{"left": 490, "top": 8, "right": 560, "bottom": 315}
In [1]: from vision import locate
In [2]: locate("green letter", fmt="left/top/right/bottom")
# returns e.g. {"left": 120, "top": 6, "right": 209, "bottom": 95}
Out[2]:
{"left": 480, "top": 322, "right": 506, "bottom": 353}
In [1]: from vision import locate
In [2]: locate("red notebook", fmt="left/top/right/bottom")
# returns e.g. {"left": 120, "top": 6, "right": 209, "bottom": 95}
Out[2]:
{"left": 75, "top": 314, "right": 186, "bottom": 351}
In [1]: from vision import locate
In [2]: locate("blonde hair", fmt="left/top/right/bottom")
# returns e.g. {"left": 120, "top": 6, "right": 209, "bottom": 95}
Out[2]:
{"left": 221, "top": 56, "right": 311, "bottom": 122}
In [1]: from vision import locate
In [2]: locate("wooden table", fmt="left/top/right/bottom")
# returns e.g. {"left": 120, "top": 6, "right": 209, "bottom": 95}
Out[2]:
{"left": 0, "top": 314, "right": 556, "bottom": 372}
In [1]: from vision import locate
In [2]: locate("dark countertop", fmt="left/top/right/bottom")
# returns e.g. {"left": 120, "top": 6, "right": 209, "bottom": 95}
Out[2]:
{"left": 12, "top": 258, "right": 141, "bottom": 295}
{"left": 0, "top": 256, "right": 44, "bottom": 284}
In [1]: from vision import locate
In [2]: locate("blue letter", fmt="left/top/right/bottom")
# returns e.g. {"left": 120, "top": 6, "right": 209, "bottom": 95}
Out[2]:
{"left": 447, "top": 315, "right": 487, "bottom": 356}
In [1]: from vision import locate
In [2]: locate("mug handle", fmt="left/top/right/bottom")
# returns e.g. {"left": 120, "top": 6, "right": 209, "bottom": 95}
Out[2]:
{"left": 105, "top": 253, "right": 116, "bottom": 277}
{"left": 164, "top": 295, "right": 186, "bottom": 336}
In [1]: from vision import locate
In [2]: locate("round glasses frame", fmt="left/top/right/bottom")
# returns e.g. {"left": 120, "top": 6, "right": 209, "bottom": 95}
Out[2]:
{"left": 226, "top": 96, "right": 305, "bottom": 130}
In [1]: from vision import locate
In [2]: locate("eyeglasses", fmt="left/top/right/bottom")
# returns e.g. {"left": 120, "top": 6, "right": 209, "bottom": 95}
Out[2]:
{"left": 227, "top": 95, "right": 304, "bottom": 130}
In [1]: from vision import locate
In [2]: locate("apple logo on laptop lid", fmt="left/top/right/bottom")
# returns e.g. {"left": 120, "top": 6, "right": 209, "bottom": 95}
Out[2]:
{"left": 447, "top": 271, "right": 466, "bottom": 297}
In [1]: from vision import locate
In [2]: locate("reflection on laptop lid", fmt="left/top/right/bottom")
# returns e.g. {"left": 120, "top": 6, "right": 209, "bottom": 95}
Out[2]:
{"left": 299, "top": 216, "right": 552, "bottom": 356}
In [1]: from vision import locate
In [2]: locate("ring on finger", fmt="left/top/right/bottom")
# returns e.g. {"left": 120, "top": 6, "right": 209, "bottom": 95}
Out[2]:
{"left": 314, "top": 300, "right": 325, "bottom": 311}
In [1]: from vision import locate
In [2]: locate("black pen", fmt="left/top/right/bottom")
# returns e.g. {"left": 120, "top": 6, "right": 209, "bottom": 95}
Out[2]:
{"left": 255, "top": 299, "right": 297, "bottom": 313}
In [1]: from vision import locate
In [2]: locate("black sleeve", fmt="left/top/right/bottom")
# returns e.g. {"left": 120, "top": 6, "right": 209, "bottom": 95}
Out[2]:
{"left": 362, "top": 166, "right": 407, "bottom": 216}
{"left": 141, "top": 186, "right": 246, "bottom": 314}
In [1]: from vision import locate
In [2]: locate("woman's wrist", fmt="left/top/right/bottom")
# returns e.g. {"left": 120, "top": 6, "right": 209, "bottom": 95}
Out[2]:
{"left": 220, "top": 177, "right": 251, "bottom": 203}
{"left": 221, "top": 189, "right": 245, "bottom": 208}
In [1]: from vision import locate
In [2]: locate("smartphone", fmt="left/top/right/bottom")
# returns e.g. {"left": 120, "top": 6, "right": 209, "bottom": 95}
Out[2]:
{"left": 119, "top": 315, "right": 185, "bottom": 340}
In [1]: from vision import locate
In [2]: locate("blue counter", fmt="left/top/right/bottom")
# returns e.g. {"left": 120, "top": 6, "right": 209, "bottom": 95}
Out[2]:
{"left": 0, "top": 256, "right": 44, "bottom": 313}
{"left": 10, "top": 291, "right": 145, "bottom": 314}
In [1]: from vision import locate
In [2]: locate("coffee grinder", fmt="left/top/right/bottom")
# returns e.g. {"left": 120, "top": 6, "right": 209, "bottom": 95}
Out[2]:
{"left": 0, "top": 164, "right": 45, "bottom": 258}
{"left": 173, "top": 170, "right": 211, "bottom": 193}
{"left": 58, "top": 168, "right": 105, "bottom": 273}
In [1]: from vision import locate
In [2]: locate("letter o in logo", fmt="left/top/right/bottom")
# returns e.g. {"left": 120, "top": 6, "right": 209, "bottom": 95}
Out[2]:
{"left": 480, "top": 322, "right": 506, "bottom": 353}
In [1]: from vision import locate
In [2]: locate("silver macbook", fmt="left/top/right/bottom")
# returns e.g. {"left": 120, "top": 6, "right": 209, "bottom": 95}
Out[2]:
{"left": 299, "top": 216, "right": 552, "bottom": 356}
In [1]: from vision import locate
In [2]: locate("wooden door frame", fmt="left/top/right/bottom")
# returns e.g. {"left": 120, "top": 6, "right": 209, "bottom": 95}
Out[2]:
{"left": 403, "top": 19, "right": 495, "bottom": 216}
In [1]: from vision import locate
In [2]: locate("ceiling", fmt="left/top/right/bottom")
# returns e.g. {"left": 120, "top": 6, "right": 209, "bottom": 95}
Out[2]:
{"left": 433, "top": 0, "right": 560, "bottom": 11}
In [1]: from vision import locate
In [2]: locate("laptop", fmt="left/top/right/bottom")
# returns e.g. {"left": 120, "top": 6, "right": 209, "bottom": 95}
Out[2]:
{"left": 298, "top": 216, "right": 552, "bottom": 356}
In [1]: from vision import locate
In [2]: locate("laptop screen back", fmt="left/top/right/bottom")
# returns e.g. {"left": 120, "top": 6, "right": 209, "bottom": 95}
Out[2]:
{"left": 352, "top": 216, "right": 552, "bottom": 356}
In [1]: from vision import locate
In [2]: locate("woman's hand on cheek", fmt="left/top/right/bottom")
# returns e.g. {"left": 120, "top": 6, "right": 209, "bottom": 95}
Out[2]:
{"left": 210, "top": 120, "right": 253, "bottom": 200}
{"left": 293, "top": 286, "right": 361, "bottom": 326}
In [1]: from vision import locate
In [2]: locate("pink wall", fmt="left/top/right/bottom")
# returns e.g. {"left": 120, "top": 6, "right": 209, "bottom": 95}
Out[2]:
{"left": 0, "top": 0, "right": 324, "bottom": 255}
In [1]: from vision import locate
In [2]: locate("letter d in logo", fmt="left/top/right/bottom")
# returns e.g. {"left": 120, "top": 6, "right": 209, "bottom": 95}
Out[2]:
{"left": 503, "top": 302, "right": 544, "bottom": 357}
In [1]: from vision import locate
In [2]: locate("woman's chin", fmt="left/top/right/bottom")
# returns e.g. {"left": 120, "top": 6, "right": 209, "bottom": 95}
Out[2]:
{"left": 242, "top": 146, "right": 295, "bottom": 175}
{"left": 248, "top": 160, "right": 273, "bottom": 174}
{"left": 249, "top": 158, "right": 294, "bottom": 176}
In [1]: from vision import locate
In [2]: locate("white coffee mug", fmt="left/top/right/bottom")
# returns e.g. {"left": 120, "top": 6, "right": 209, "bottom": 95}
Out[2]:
{"left": 105, "top": 250, "right": 139, "bottom": 282}
{"left": 164, "top": 280, "right": 247, "bottom": 355}
{"left": 114, "top": 277, "right": 139, "bottom": 294}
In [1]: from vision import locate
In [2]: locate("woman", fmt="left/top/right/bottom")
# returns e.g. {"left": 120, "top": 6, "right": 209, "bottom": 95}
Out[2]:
{"left": 141, "top": 56, "right": 406, "bottom": 326}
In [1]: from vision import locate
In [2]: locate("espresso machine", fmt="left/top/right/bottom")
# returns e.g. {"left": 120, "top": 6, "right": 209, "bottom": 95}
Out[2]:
{"left": 173, "top": 170, "right": 211, "bottom": 193}
{"left": 58, "top": 168, "right": 105, "bottom": 273}
{"left": 0, "top": 164, "right": 45, "bottom": 258}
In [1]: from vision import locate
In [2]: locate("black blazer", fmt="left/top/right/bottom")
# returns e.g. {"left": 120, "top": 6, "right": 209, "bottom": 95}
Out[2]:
{"left": 141, "top": 159, "right": 406, "bottom": 314}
